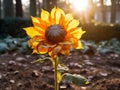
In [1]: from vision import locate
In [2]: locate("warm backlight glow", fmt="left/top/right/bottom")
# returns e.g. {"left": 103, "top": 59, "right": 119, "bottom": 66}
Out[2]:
{"left": 69, "top": 0, "right": 89, "bottom": 12}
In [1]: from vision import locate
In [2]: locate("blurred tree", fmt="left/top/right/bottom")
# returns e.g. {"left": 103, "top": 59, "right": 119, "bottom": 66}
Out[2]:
{"left": 52, "top": 0, "right": 57, "bottom": 7}
{"left": 111, "top": 0, "right": 116, "bottom": 23}
{"left": 3, "top": 0, "right": 14, "bottom": 18}
{"left": 15, "top": 0, "right": 23, "bottom": 17}
{"left": 43, "top": 0, "right": 57, "bottom": 11}
{"left": 100, "top": 0, "right": 106, "bottom": 22}
{"left": 30, "top": 0, "right": 37, "bottom": 16}
{"left": 36, "top": 0, "right": 41, "bottom": 16}
{"left": 88, "top": 0, "right": 96, "bottom": 22}
{"left": 0, "top": 0, "right": 1, "bottom": 18}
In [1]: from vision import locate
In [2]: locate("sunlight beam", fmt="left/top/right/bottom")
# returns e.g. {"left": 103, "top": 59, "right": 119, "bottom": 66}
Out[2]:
{"left": 69, "top": 0, "right": 89, "bottom": 12}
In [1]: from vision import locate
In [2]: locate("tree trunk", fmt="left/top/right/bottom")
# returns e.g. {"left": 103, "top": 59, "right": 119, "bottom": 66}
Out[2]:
{"left": 43, "top": 0, "right": 50, "bottom": 11}
{"left": 0, "top": 0, "right": 1, "bottom": 18}
{"left": 100, "top": 0, "right": 106, "bottom": 22}
{"left": 111, "top": 0, "right": 116, "bottom": 23}
{"left": 43, "top": 0, "right": 57, "bottom": 11}
{"left": 15, "top": 0, "right": 23, "bottom": 17}
{"left": 52, "top": 0, "right": 57, "bottom": 7}
{"left": 3, "top": 0, "right": 14, "bottom": 18}
{"left": 88, "top": 0, "right": 96, "bottom": 22}
{"left": 30, "top": 0, "right": 37, "bottom": 16}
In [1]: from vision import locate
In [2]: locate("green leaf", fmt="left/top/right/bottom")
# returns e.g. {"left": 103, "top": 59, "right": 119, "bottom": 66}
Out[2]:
{"left": 0, "top": 42, "right": 8, "bottom": 53}
{"left": 31, "top": 58, "right": 45, "bottom": 64}
{"left": 57, "top": 64, "right": 69, "bottom": 83}
{"left": 58, "top": 64, "right": 69, "bottom": 73}
{"left": 64, "top": 73, "right": 89, "bottom": 86}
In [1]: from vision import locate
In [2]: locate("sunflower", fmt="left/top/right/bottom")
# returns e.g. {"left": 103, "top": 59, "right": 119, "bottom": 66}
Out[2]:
{"left": 24, "top": 7, "right": 85, "bottom": 58}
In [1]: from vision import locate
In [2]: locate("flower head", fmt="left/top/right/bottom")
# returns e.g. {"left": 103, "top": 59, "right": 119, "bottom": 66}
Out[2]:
{"left": 24, "top": 7, "right": 85, "bottom": 58}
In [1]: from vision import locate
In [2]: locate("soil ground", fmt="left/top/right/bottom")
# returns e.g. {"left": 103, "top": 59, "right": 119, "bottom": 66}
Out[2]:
{"left": 0, "top": 51, "right": 120, "bottom": 90}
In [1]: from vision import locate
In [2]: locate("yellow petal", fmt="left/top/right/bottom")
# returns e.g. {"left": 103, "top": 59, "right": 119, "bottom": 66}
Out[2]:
{"left": 32, "top": 49, "right": 38, "bottom": 54}
{"left": 76, "top": 41, "right": 83, "bottom": 49}
{"left": 37, "top": 45, "right": 48, "bottom": 54}
{"left": 65, "top": 14, "right": 73, "bottom": 25}
{"left": 71, "top": 28, "right": 86, "bottom": 39}
{"left": 55, "top": 12, "right": 61, "bottom": 24}
{"left": 55, "top": 8, "right": 65, "bottom": 24}
{"left": 50, "top": 7, "right": 65, "bottom": 24}
{"left": 59, "top": 14, "right": 65, "bottom": 26}
{"left": 41, "top": 9, "right": 50, "bottom": 23}
{"left": 34, "top": 26, "right": 45, "bottom": 34}
{"left": 23, "top": 27, "right": 41, "bottom": 38}
{"left": 60, "top": 46, "right": 70, "bottom": 56}
{"left": 67, "top": 19, "right": 80, "bottom": 31}
{"left": 31, "top": 16, "right": 40, "bottom": 24}
{"left": 51, "top": 7, "right": 56, "bottom": 19}
{"left": 29, "top": 36, "right": 44, "bottom": 45}
{"left": 28, "top": 40, "right": 39, "bottom": 47}
{"left": 48, "top": 45, "right": 62, "bottom": 58}
{"left": 57, "top": 8, "right": 65, "bottom": 15}
{"left": 59, "top": 41, "right": 72, "bottom": 45}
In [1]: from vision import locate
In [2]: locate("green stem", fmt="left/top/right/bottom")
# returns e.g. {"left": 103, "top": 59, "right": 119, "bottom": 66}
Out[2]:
{"left": 54, "top": 57, "right": 59, "bottom": 90}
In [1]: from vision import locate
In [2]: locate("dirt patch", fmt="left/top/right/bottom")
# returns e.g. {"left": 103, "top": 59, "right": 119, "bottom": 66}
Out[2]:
{"left": 0, "top": 51, "right": 120, "bottom": 90}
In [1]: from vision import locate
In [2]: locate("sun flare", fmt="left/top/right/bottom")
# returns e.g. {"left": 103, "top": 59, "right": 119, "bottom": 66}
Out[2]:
{"left": 69, "top": 0, "right": 89, "bottom": 12}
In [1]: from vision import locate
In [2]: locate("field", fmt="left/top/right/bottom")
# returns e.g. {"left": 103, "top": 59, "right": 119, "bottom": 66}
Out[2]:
{"left": 0, "top": 51, "right": 120, "bottom": 90}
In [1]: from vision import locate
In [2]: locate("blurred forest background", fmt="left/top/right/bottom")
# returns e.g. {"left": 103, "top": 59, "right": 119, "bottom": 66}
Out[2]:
{"left": 0, "top": 0, "right": 120, "bottom": 23}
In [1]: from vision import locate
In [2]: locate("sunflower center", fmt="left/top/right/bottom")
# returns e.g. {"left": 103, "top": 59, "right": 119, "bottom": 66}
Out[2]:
{"left": 45, "top": 24, "right": 66, "bottom": 44}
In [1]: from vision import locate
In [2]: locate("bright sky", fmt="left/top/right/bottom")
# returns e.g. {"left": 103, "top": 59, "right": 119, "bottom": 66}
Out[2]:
{"left": 21, "top": 0, "right": 111, "bottom": 11}
{"left": 106, "top": 0, "right": 111, "bottom": 6}
{"left": 69, "top": 0, "right": 89, "bottom": 12}
{"left": 22, "top": 0, "right": 29, "bottom": 6}
{"left": 69, "top": 0, "right": 111, "bottom": 12}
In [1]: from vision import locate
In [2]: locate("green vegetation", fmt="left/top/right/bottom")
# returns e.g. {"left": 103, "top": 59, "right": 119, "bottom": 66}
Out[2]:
{"left": 0, "top": 36, "right": 120, "bottom": 54}
{"left": 81, "top": 22, "right": 120, "bottom": 41}
{"left": 0, "top": 36, "right": 31, "bottom": 53}
{"left": 81, "top": 38, "right": 120, "bottom": 54}
{"left": 0, "top": 18, "right": 32, "bottom": 38}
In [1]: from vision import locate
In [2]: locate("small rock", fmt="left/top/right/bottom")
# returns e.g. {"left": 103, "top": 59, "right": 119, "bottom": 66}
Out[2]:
{"left": 13, "top": 70, "right": 19, "bottom": 75}
{"left": 23, "top": 64, "right": 28, "bottom": 67}
{"left": 0, "top": 74, "right": 2, "bottom": 79}
{"left": 69, "top": 62, "right": 82, "bottom": 68}
{"left": 110, "top": 54, "right": 119, "bottom": 59}
{"left": 40, "top": 55, "right": 46, "bottom": 58}
{"left": 8, "top": 60, "right": 16, "bottom": 65}
{"left": 99, "top": 72, "right": 108, "bottom": 77}
{"left": 26, "top": 55, "right": 30, "bottom": 58}
{"left": 17, "top": 63, "right": 22, "bottom": 66}
{"left": 81, "top": 87, "right": 87, "bottom": 89}
{"left": 95, "top": 57, "right": 101, "bottom": 60}
{"left": 60, "top": 85, "right": 67, "bottom": 89}
{"left": 5, "top": 87, "right": 12, "bottom": 90}
{"left": 32, "top": 70, "right": 39, "bottom": 77}
{"left": 1, "top": 62, "right": 6, "bottom": 66}
{"left": 16, "top": 57, "right": 25, "bottom": 61}
{"left": 83, "top": 55, "right": 89, "bottom": 59}
{"left": 114, "top": 54, "right": 119, "bottom": 58}
{"left": 74, "top": 63, "right": 83, "bottom": 68}
{"left": 17, "top": 82, "right": 22, "bottom": 87}
{"left": 3, "top": 74, "right": 7, "bottom": 77}
{"left": 13, "top": 53, "right": 17, "bottom": 57}
{"left": 69, "top": 62, "right": 74, "bottom": 67}
{"left": 84, "top": 60, "right": 94, "bottom": 65}
{"left": 10, "top": 80, "right": 15, "bottom": 84}
{"left": 87, "top": 75, "right": 94, "bottom": 81}
{"left": 42, "top": 66, "right": 51, "bottom": 71}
